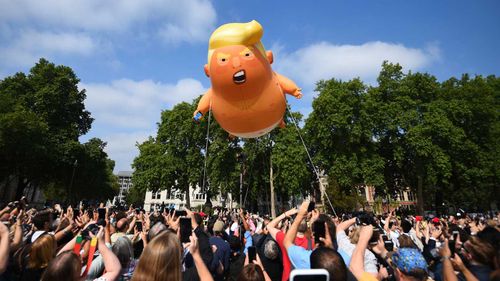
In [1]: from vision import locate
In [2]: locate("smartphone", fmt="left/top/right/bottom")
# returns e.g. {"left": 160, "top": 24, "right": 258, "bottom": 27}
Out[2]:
{"left": 290, "top": 269, "right": 329, "bottom": 281}
{"left": 384, "top": 239, "right": 394, "bottom": 252}
{"left": 175, "top": 210, "right": 187, "bottom": 217}
{"left": 135, "top": 221, "right": 143, "bottom": 232}
{"left": 449, "top": 239, "right": 456, "bottom": 256}
{"left": 180, "top": 218, "right": 192, "bottom": 243}
{"left": 369, "top": 228, "right": 380, "bottom": 245}
{"left": 313, "top": 221, "right": 325, "bottom": 244}
{"left": 248, "top": 246, "right": 256, "bottom": 262}
{"left": 73, "top": 209, "right": 80, "bottom": 218}
{"left": 307, "top": 201, "right": 316, "bottom": 213}
{"left": 97, "top": 208, "right": 106, "bottom": 226}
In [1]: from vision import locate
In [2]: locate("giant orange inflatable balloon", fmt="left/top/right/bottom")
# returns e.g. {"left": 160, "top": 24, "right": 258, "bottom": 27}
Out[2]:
{"left": 193, "top": 20, "right": 302, "bottom": 138}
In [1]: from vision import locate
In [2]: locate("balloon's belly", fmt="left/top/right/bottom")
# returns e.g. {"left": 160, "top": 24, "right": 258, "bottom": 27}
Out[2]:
{"left": 212, "top": 92, "right": 286, "bottom": 138}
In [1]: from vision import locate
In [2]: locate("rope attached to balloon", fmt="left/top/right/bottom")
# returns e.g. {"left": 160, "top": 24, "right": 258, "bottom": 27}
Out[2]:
{"left": 201, "top": 101, "right": 212, "bottom": 193}
{"left": 285, "top": 103, "right": 338, "bottom": 217}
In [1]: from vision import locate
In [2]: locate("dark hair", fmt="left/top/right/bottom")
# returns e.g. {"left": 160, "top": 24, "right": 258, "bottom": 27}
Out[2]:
{"left": 310, "top": 247, "right": 347, "bottom": 281}
{"left": 237, "top": 264, "right": 265, "bottom": 281}
{"left": 41, "top": 251, "right": 81, "bottom": 281}
{"left": 401, "top": 219, "right": 412, "bottom": 233}
{"left": 33, "top": 210, "right": 52, "bottom": 230}
{"left": 193, "top": 213, "right": 203, "bottom": 227}
{"left": 229, "top": 236, "right": 242, "bottom": 253}
{"left": 401, "top": 268, "right": 428, "bottom": 281}
{"left": 314, "top": 214, "right": 337, "bottom": 245}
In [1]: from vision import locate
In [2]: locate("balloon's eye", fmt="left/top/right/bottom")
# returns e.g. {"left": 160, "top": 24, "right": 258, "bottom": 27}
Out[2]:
{"left": 245, "top": 53, "right": 250, "bottom": 57}
{"left": 221, "top": 58, "right": 226, "bottom": 62}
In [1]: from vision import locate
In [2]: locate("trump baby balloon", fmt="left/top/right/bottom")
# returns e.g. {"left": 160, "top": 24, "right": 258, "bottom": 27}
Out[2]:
{"left": 193, "top": 20, "right": 302, "bottom": 138}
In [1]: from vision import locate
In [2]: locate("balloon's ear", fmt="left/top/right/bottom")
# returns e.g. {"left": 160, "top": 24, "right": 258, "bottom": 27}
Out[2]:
{"left": 204, "top": 64, "right": 210, "bottom": 77}
{"left": 266, "top": 51, "right": 274, "bottom": 64}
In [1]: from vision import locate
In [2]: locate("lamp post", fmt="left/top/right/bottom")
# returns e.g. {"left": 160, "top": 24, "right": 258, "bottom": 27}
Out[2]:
{"left": 68, "top": 160, "right": 78, "bottom": 204}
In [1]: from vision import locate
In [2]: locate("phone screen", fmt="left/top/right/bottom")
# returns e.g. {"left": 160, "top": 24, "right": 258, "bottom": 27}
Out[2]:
{"left": 135, "top": 221, "right": 143, "bottom": 232}
{"left": 180, "top": 218, "right": 192, "bottom": 243}
{"left": 175, "top": 210, "right": 187, "bottom": 217}
{"left": 97, "top": 208, "right": 105, "bottom": 218}
{"left": 307, "top": 201, "right": 316, "bottom": 213}
{"left": 313, "top": 221, "right": 325, "bottom": 244}
{"left": 290, "top": 269, "right": 329, "bottom": 281}
{"left": 248, "top": 246, "right": 256, "bottom": 262}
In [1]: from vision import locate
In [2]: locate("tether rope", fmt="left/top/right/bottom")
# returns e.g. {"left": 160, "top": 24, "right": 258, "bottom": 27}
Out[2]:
{"left": 286, "top": 103, "right": 337, "bottom": 217}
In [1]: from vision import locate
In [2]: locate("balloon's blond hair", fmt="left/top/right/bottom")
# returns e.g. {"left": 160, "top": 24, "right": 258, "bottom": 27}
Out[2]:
{"left": 207, "top": 20, "right": 266, "bottom": 66}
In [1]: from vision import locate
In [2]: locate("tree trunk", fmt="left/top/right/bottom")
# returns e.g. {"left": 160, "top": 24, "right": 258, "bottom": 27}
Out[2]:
{"left": 417, "top": 175, "right": 424, "bottom": 215}
{"left": 270, "top": 156, "right": 276, "bottom": 218}
{"left": 15, "top": 177, "right": 27, "bottom": 200}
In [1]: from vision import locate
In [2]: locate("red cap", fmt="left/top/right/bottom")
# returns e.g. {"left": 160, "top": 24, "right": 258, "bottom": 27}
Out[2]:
{"left": 432, "top": 217, "right": 440, "bottom": 223}
{"left": 198, "top": 212, "right": 207, "bottom": 217}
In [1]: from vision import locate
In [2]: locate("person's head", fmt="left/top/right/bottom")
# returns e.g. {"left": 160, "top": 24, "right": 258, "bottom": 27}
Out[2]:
{"left": 131, "top": 231, "right": 182, "bottom": 281}
{"left": 28, "top": 234, "right": 56, "bottom": 269}
{"left": 193, "top": 213, "right": 203, "bottom": 227}
{"left": 348, "top": 226, "right": 361, "bottom": 244}
{"left": 401, "top": 219, "right": 412, "bottom": 234}
{"left": 263, "top": 239, "right": 279, "bottom": 260}
{"left": 112, "top": 236, "right": 134, "bottom": 269}
{"left": 392, "top": 248, "right": 428, "bottom": 281}
{"left": 229, "top": 236, "right": 242, "bottom": 255}
{"left": 33, "top": 210, "right": 53, "bottom": 231}
{"left": 148, "top": 222, "right": 167, "bottom": 242}
{"left": 310, "top": 247, "right": 347, "bottom": 281}
{"left": 41, "top": 251, "right": 81, "bottom": 281}
{"left": 213, "top": 220, "right": 225, "bottom": 236}
{"left": 398, "top": 234, "right": 418, "bottom": 249}
{"left": 461, "top": 236, "right": 496, "bottom": 268}
{"left": 313, "top": 214, "right": 337, "bottom": 245}
{"left": 116, "top": 217, "right": 129, "bottom": 233}
{"left": 237, "top": 263, "right": 265, "bottom": 281}
{"left": 297, "top": 219, "right": 308, "bottom": 234}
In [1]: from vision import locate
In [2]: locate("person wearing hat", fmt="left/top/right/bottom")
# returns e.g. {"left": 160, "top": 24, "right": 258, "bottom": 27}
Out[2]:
{"left": 209, "top": 220, "right": 230, "bottom": 281}
{"left": 351, "top": 226, "right": 429, "bottom": 281}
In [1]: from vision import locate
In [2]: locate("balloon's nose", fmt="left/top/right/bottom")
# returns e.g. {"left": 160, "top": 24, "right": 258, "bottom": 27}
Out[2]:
{"left": 232, "top": 57, "right": 241, "bottom": 68}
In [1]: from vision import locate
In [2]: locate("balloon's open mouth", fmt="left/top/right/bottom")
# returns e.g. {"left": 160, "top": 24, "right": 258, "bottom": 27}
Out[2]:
{"left": 233, "top": 70, "right": 246, "bottom": 84}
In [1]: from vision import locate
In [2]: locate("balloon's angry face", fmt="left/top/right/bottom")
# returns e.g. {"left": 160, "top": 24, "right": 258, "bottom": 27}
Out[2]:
{"left": 209, "top": 45, "right": 272, "bottom": 89}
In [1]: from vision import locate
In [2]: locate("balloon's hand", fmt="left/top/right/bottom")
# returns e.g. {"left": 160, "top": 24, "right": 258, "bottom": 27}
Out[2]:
{"left": 193, "top": 111, "right": 203, "bottom": 123}
{"left": 293, "top": 88, "right": 303, "bottom": 99}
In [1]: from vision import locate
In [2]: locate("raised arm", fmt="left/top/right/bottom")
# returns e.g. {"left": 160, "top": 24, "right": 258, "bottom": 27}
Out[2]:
{"left": 189, "top": 233, "right": 214, "bottom": 281}
{"left": 283, "top": 200, "right": 309, "bottom": 249}
{"left": 349, "top": 225, "right": 373, "bottom": 280}
{"left": 275, "top": 73, "right": 302, "bottom": 99}
{"left": 96, "top": 228, "right": 121, "bottom": 281}
{"left": 193, "top": 89, "right": 213, "bottom": 122}
{"left": 266, "top": 208, "right": 297, "bottom": 240}
{"left": 336, "top": 217, "right": 356, "bottom": 233}
{"left": 0, "top": 222, "right": 10, "bottom": 274}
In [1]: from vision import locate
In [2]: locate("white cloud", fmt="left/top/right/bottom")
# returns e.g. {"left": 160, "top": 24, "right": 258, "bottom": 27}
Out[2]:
{"left": 275, "top": 41, "right": 441, "bottom": 86}
{"left": 81, "top": 78, "right": 206, "bottom": 129}
{"left": 0, "top": 30, "right": 97, "bottom": 67}
{"left": 102, "top": 131, "right": 153, "bottom": 172}
{"left": 0, "top": 0, "right": 216, "bottom": 71}
{"left": 0, "top": 0, "right": 216, "bottom": 41}
{"left": 80, "top": 77, "right": 206, "bottom": 171}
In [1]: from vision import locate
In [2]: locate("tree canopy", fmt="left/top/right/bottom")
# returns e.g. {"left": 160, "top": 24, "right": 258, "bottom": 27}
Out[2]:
{"left": 0, "top": 59, "right": 117, "bottom": 203}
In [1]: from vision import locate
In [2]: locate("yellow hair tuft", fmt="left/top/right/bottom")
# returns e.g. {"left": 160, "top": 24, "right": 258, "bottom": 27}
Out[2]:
{"left": 207, "top": 20, "right": 266, "bottom": 65}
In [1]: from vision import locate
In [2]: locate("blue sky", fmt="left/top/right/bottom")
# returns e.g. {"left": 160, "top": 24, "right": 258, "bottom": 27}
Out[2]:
{"left": 1, "top": 0, "right": 499, "bottom": 172}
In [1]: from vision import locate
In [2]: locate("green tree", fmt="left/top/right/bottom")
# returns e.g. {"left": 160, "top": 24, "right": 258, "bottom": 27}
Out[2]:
{"left": 0, "top": 59, "right": 116, "bottom": 203}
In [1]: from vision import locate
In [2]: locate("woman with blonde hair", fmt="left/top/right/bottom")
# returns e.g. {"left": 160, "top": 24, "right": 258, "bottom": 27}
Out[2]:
{"left": 131, "top": 231, "right": 213, "bottom": 281}
{"left": 20, "top": 234, "right": 56, "bottom": 281}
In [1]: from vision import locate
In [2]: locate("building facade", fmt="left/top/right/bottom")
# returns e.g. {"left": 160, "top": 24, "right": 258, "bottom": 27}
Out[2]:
{"left": 143, "top": 185, "right": 236, "bottom": 211}
{"left": 116, "top": 171, "right": 133, "bottom": 203}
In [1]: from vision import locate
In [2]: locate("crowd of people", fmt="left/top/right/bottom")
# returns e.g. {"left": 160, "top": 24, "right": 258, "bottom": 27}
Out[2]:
{"left": 0, "top": 196, "right": 498, "bottom": 281}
